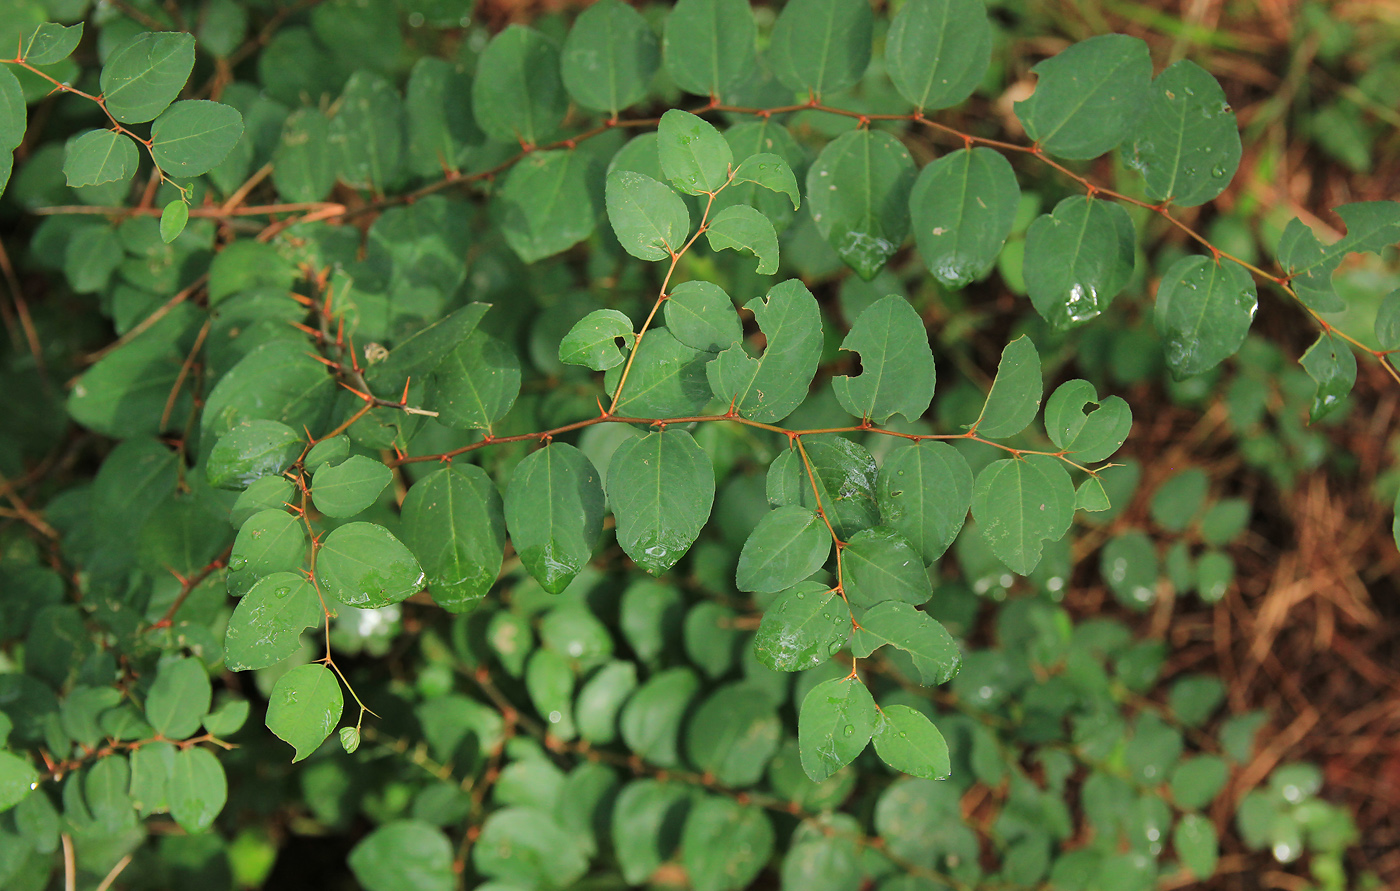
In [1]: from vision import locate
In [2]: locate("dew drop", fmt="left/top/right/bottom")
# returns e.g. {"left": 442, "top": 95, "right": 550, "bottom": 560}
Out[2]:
{"left": 229, "top": 555, "right": 248, "bottom": 571}
{"left": 843, "top": 723, "right": 854, "bottom": 736}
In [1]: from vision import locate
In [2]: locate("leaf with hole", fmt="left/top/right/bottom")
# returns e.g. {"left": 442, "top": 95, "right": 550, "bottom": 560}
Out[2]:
{"left": 705, "top": 204, "right": 779, "bottom": 274}
{"left": 1014, "top": 33, "right": 1152, "bottom": 160}
{"left": 1044, "top": 379, "right": 1131, "bottom": 463}
{"left": 706, "top": 279, "right": 822, "bottom": 423}
{"left": 832, "top": 294, "right": 935, "bottom": 424}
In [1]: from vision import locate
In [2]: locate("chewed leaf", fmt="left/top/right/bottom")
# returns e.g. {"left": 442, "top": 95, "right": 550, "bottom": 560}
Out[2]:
{"left": 705, "top": 204, "right": 779, "bottom": 274}
{"left": 832, "top": 295, "right": 935, "bottom": 424}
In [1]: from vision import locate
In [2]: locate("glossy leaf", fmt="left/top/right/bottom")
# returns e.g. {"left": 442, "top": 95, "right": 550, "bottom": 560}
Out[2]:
{"left": 754, "top": 581, "right": 850, "bottom": 671}
{"left": 1129, "top": 60, "right": 1241, "bottom": 207}
{"left": 832, "top": 294, "right": 935, "bottom": 423}
{"left": 849, "top": 601, "right": 960, "bottom": 685}
{"left": 434, "top": 330, "right": 521, "bottom": 430}
{"left": 472, "top": 26, "right": 566, "bottom": 146}
{"left": 910, "top": 147, "right": 1019, "bottom": 288}
{"left": 497, "top": 150, "right": 600, "bottom": 263}
{"left": 736, "top": 505, "right": 832, "bottom": 594}
{"left": 766, "top": 436, "right": 879, "bottom": 541}
{"left": 603, "top": 327, "right": 711, "bottom": 417}
{"left": 0, "top": 752, "right": 38, "bottom": 813}
{"left": 227, "top": 509, "right": 306, "bottom": 598}
{"left": 731, "top": 153, "right": 800, "bottom": 209}
{"left": 224, "top": 572, "right": 321, "bottom": 671}
{"left": 503, "top": 444, "right": 606, "bottom": 594}
{"left": 315, "top": 522, "right": 424, "bottom": 608}
{"left": 207, "top": 419, "right": 303, "bottom": 490}
{"left": 561, "top": 0, "right": 660, "bottom": 115}
{"left": 63, "top": 129, "right": 139, "bottom": 188}
{"left": 401, "top": 464, "right": 506, "bottom": 612}
{"left": 1024, "top": 196, "right": 1136, "bottom": 329}
{"left": 312, "top": 454, "right": 391, "bottom": 517}
{"left": 842, "top": 527, "right": 932, "bottom": 609}
{"left": 769, "top": 0, "right": 873, "bottom": 98}
{"left": 705, "top": 204, "right": 779, "bottom": 274}
{"left": 169, "top": 747, "right": 225, "bottom": 833}
{"left": 872, "top": 705, "right": 950, "bottom": 779}
{"left": 658, "top": 110, "right": 732, "bottom": 195}
{"left": 607, "top": 429, "right": 715, "bottom": 574}
{"left": 974, "top": 335, "right": 1041, "bottom": 438}
{"left": 664, "top": 281, "right": 741, "bottom": 353}
{"left": 706, "top": 279, "right": 822, "bottom": 423}
{"left": 1014, "top": 33, "right": 1152, "bottom": 160}
{"left": 0, "top": 67, "right": 22, "bottom": 159}
{"left": 972, "top": 454, "right": 1075, "bottom": 575}
{"left": 100, "top": 31, "right": 196, "bottom": 124}
{"left": 151, "top": 100, "right": 245, "bottom": 177}
{"left": 1079, "top": 477, "right": 1114, "bottom": 511}
{"left": 1298, "top": 332, "right": 1355, "bottom": 422}
{"left": 807, "top": 130, "right": 917, "bottom": 279}
{"left": 877, "top": 441, "right": 972, "bottom": 564}
{"left": 1044, "top": 379, "right": 1131, "bottom": 463}
{"left": 1276, "top": 202, "right": 1400, "bottom": 313}
{"left": 606, "top": 170, "right": 691, "bottom": 261}
{"left": 265, "top": 663, "right": 343, "bottom": 762}
{"left": 21, "top": 22, "right": 84, "bottom": 65}
{"left": 1154, "top": 255, "right": 1258, "bottom": 378}
{"left": 885, "top": 0, "right": 991, "bottom": 111}
{"left": 662, "top": 0, "right": 758, "bottom": 99}
{"left": 798, "top": 676, "right": 875, "bottom": 782}
{"left": 527, "top": 648, "right": 577, "bottom": 740}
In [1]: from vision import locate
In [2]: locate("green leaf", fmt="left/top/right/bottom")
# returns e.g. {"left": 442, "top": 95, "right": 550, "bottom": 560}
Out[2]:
{"left": 877, "top": 441, "right": 971, "bottom": 564}
{"left": 833, "top": 295, "right": 935, "bottom": 423}
{"left": 1276, "top": 202, "right": 1400, "bottom": 313}
{"left": 681, "top": 798, "right": 775, "bottom": 891}
{"left": 705, "top": 204, "right": 779, "bottom": 274}
{"left": 754, "top": 582, "right": 850, "bottom": 671}
{"left": 265, "top": 663, "right": 343, "bottom": 762}
{"left": 315, "top": 522, "right": 424, "bottom": 608}
{"left": 706, "top": 279, "right": 822, "bottom": 423}
{"left": 400, "top": 464, "right": 506, "bottom": 613}
{"left": 272, "top": 109, "right": 334, "bottom": 203}
{"left": 664, "top": 281, "right": 741, "bottom": 353}
{"left": 1174, "top": 814, "right": 1219, "bottom": 879}
{"left": 478, "top": 807, "right": 590, "bottom": 889}
{"left": 910, "top": 147, "right": 1019, "bottom": 288}
{"left": 561, "top": 0, "right": 659, "bottom": 114}
{"left": 1102, "top": 531, "right": 1159, "bottom": 611}
{"left": 224, "top": 572, "right": 321, "bottom": 671}
{"left": 62, "top": 129, "right": 139, "bottom": 188}
{"left": 159, "top": 199, "right": 188, "bottom": 243}
{"left": 1044, "top": 380, "right": 1131, "bottom": 462}
{"left": 1076, "top": 477, "right": 1111, "bottom": 512}
{"left": 21, "top": 22, "right": 84, "bottom": 65}
{"left": 503, "top": 443, "right": 606, "bottom": 594}
{"left": 607, "top": 429, "right": 715, "bottom": 575}
{"left": 1129, "top": 60, "right": 1242, "bottom": 207}
{"left": 207, "top": 419, "right": 303, "bottom": 490}
{"left": 606, "top": 169, "right": 691, "bottom": 261}
{"left": 843, "top": 528, "right": 931, "bottom": 608}
{"left": 885, "top": 0, "right": 991, "bottom": 111}
{"left": 797, "top": 676, "right": 875, "bottom": 782}
{"left": 433, "top": 330, "right": 522, "bottom": 431}
{"left": 1024, "top": 196, "right": 1137, "bottom": 329}
{"left": 603, "top": 327, "right": 711, "bottom": 417}
{"left": 807, "top": 130, "right": 917, "bottom": 279}
{"left": 169, "top": 747, "right": 226, "bottom": 833}
{"left": 766, "top": 436, "right": 879, "bottom": 540}
{"left": 304, "top": 436, "right": 349, "bottom": 473}
{"left": 329, "top": 71, "right": 404, "bottom": 192}
{"left": 849, "top": 601, "right": 960, "bottom": 684}
{"left": 873, "top": 705, "right": 951, "bottom": 779}
{"left": 201, "top": 340, "right": 337, "bottom": 445}
{"left": 577, "top": 662, "right": 638, "bottom": 744}
{"left": 496, "top": 149, "right": 600, "bottom": 263}
{"left": 736, "top": 505, "right": 832, "bottom": 594}
{"left": 974, "top": 335, "right": 1042, "bottom": 438}
{"left": 972, "top": 454, "right": 1075, "bottom": 575}
{"left": 227, "top": 509, "right": 306, "bottom": 598}
{"left": 472, "top": 25, "right": 566, "bottom": 146}
{"left": 1298, "top": 332, "right": 1355, "bottom": 422}
{"left": 769, "top": 0, "right": 873, "bottom": 98}
{"left": 687, "top": 683, "right": 782, "bottom": 786}
{"left": 404, "top": 55, "right": 481, "bottom": 177}
{"left": 560, "top": 309, "right": 634, "bottom": 371}
{"left": 312, "top": 454, "right": 391, "bottom": 518}
{"left": 0, "top": 751, "right": 37, "bottom": 813}
{"left": 662, "top": 0, "right": 758, "bottom": 99}
{"left": 350, "top": 821, "right": 455, "bottom": 891}
{"left": 1170, "top": 756, "right": 1228, "bottom": 809}
{"left": 0, "top": 66, "right": 26, "bottom": 152}
{"left": 659, "top": 110, "right": 733, "bottom": 195}
{"left": 1013, "top": 33, "right": 1153, "bottom": 160}
{"left": 100, "top": 31, "right": 196, "bottom": 124}
{"left": 1154, "top": 255, "right": 1258, "bottom": 378}
{"left": 151, "top": 100, "right": 245, "bottom": 177}
{"left": 621, "top": 667, "right": 700, "bottom": 767}
{"left": 730, "top": 153, "right": 800, "bottom": 210}
{"left": 527, "top": 648, "right": 577, "bottom": 740}
{"left": 146, "top": 657, "right": 211, "bottom": 739}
